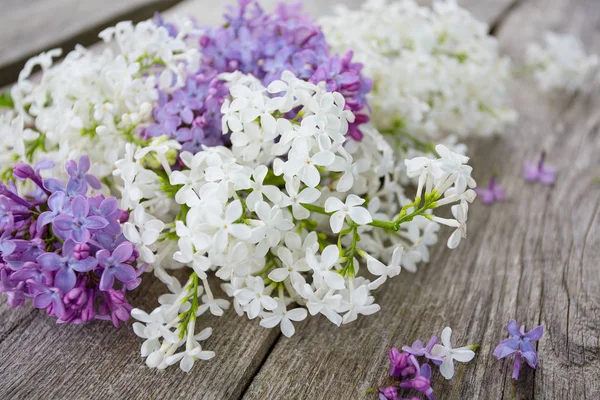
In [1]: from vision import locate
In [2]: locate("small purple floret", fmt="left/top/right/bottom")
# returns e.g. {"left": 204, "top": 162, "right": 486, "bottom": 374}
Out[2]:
{"left": 493, "top": 319, "right": 543, "bottom": 380}
{"left": 524, "top": 151, "right": 556, "bottom": 185}
{"left": 475, "top": 175, "right": 507, "bottom": 206}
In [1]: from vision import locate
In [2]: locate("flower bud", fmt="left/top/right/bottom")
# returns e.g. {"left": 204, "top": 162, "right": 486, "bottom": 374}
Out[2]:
{"left": 73, "top": 243, "right": 90, "bottom": 260}
{"left": 13, "top": 163, "right": 34, "bottom": 179}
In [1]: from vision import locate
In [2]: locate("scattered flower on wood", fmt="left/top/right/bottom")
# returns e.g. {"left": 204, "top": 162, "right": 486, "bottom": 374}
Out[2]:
{"left": 524, "top": 151, "right": 556, "bottom": 185}
{"left": 475, "top": 175, "right": 507, "bottom": 206}
{"left": 494, "top": 320, "right": 543, "bottom": 380}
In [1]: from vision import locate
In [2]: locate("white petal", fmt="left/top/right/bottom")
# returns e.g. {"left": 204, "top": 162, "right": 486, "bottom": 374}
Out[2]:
{"left": 347, "top": 207, "right": 372, "bottom": 225}
{"left": 324, "top": 197, "right": 344, "bottom": 213}
{"left": 345, "top": 194, "right": 365, "bottom": 207}
{"left": 329, "top": 211, "right": 345, "bottom": 233}
{"left": 229, "top": 224, "right": 251, "bottom": 240}
{"left": 261, "top": 296, "right": 278, "bottom": 311}
{"left": 325, "top": 271, "right": 346, "bottom": 290}
{"left": 446, "top": 229, "right": 462, "bottom": 249}
{"left": 280, "top": 318, "right": 295, "bottom": 338}
{"left": 297, "top": 187, "right": 321, "bottom": 204}
{"left": 268, "top": 268, "right": 290, "bottom": 282}
{"left": 321, "top": 245, "right": 340, "bottom": 268}
{"left": 301, "top": 165, "right": 320, "bottom": 188}
{"left": 311, "top": 151, "right": 335, "bottom": 166}
{"left": 440, "top": 354, "right": 455, "bottom": 380}
{"left": 179, "top": 355, "right": 194, "bottom": 372}
{"left": 336, "top": 172, "right": 353, "bottom": 192}
{"left": 226, "top": 200, "right": 243, "bottom": 223}
{"left": 441, "top": 327, "right": 453, "bottom": 349}
{"left": 260, "top": 315, "right": 282, "bottom": 329}
{"left": 286, "top": 308, "right": 307, "bottom": 322}
{"left": 452, "top": 348, "right": 476, "bottom": 362}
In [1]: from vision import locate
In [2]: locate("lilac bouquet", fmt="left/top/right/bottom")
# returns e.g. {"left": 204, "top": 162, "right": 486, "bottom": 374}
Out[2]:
{"left": 0, "top": 156, "right": 143, "bottom": 326}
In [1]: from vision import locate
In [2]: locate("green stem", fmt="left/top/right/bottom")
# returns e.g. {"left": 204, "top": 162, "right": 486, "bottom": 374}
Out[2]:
{"left": 178, "top": 273, "right": 199, "bottom": 339}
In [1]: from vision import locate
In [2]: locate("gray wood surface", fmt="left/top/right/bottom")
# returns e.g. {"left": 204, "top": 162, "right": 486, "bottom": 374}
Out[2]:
{"left": 1, "top": 0, "right": 598, "bottom": 399}
{"left": 0, "top": 0, "right": 184, "bottom": 87}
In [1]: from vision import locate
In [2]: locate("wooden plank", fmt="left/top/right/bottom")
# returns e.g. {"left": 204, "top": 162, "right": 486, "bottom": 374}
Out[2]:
{"left": 0, "top": 276, "right": 280, "bottom": 400}
{"left": 242, "top": 0, "right": 600, "bottom": 399}
{"left": 0, "top": 0, "right": 184, "bottom": 87}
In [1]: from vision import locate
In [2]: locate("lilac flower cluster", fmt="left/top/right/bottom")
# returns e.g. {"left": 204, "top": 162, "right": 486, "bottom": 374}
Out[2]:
{"left": 379, "top": 337, "right": 441, "bottom": 400}
{"left": 494, "top": 320, "right": 543, "bottom": 380}
{"left": 144, "top": 71, "right": 230, "bottom": 154}
{"left": 146, "top": 0, "right": 373, "bottom": 152}
{"left": 201, "top": 0, "right": 372, "bottom": 140}
{"left": 0, "top": 156, "right": 143, "bottom": 327}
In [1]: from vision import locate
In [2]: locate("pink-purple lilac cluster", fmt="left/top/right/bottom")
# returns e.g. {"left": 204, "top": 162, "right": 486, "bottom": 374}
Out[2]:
{"left": 379, "top": 337, "right": 441, "bottom": 400}
{"left": 145, "top": 0, "right": 373, "bottom": 153}
{"left": 0, "top": 156, "right": 143, "bottom": 327}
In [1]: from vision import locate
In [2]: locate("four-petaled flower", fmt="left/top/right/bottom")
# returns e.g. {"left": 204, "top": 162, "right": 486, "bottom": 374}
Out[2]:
{"left": 37, "top": 239, "right": 98, "bottom": 292}
{"left": 324, "top": 194, "right": 373, "bottom": 233}
{"left": 96, "top": 243, "right": 137, "bottom": 291}
{"left": 475, "top": 175, "right": 507, "bottom": 206}
{"left": 259, "top": 298, "right": 308, "bottom": 337}
{"left": 65, "top": 155, "right": 102, "bottom": 191}
{"left": 493, "top": 320, "right": 543, "bottom": 380}
{"left": 53, "top": 196, "right": 108, "bottom": 243}
{"left": 431, "top": 326, "right": 476, "bottom": 380}
{"left": 524, "top": 151, "right": 556, "bottom": 185}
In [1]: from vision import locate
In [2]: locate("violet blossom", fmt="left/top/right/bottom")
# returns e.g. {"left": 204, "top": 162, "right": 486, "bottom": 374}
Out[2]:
{"left": 0, "top": 156, "right": 143, "bottom": 327}
{"left": 494, "top": 320, "right": 543, "bottom": 380}
{"left": 475, "top": 175, "right": 507, "bottom": 206}
{"left": 524, "top": 151, "right": 556, "bottom": 184}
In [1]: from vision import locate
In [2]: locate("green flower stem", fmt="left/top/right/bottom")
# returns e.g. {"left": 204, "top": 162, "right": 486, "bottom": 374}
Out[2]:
{"left": 301, "top": 198, "right": 438, "bottom": 232}
{"left": 178, "top": 272, "right": 199, "bottom": 339}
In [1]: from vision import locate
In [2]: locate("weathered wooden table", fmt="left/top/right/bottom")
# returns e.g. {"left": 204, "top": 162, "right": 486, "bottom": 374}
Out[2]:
{"left": 1, "top": 0, "right": 599, "bottom": 399}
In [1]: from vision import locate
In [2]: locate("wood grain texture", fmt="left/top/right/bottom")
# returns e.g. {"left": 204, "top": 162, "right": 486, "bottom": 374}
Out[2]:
{"left": 0, "top": 0, "right": 184, "bottom": 87}
{"left": 242, "top": 0, "right": 600, "bottom": 399}
{"left": 1, "top": 0, "right": 599, "bottom": 399}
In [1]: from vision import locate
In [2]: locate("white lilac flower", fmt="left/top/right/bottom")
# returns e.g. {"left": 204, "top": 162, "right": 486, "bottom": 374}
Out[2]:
{"left": 259, "top": 299, "right": 308, "bottom": 338}
{"left": 365, "top": 246, "right": 403, "bottom": 290}
{"left": 234, "top": 276, "right": 278, "bottom": 319}
{"left": 306, "top": 245, "right": 346, "bottom": 290}
{"left": 431, "top": 327, "right": 476, "bottom": 380}
{"left": 324, "top": 195, "right": 373, "bottom": 233}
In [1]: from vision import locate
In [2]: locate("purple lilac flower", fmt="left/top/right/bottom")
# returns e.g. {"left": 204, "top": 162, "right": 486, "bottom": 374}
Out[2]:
{"left": 389, "top": 348, "right": 416, "bottom": 379}
{"left": 37, "top": 239, "right": 98, "bottom": 292}
{"left": 52, "top": 196, "right": 108, "bottom": 243}
{"left": 524, "top": 151, "right": 556, "bottom": 184}
{"left": 96, "top": 243, "right": 137, "bottom": 291}
{"left": 475, "top": 175, "right": 507, "bottom": 206}
{"left": 0, "top": 156, "right": 143, "bottom": 327}
{"left": 398, "top": 356, "right": 435, "bottom": 400}
{"left": 402, "top": 336, "right": 444, "bottom": 365}
{"left": 378, "top": 386, "right": 399, "bottom": 400}
{"left": 494, "top": 320, "right": 543, "bottom": 380}
{"left": 65, "top": 155, "right": 102, "bottom": 191}
{"left": 37, "top": 191, "right": 68, "bottom": 229}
